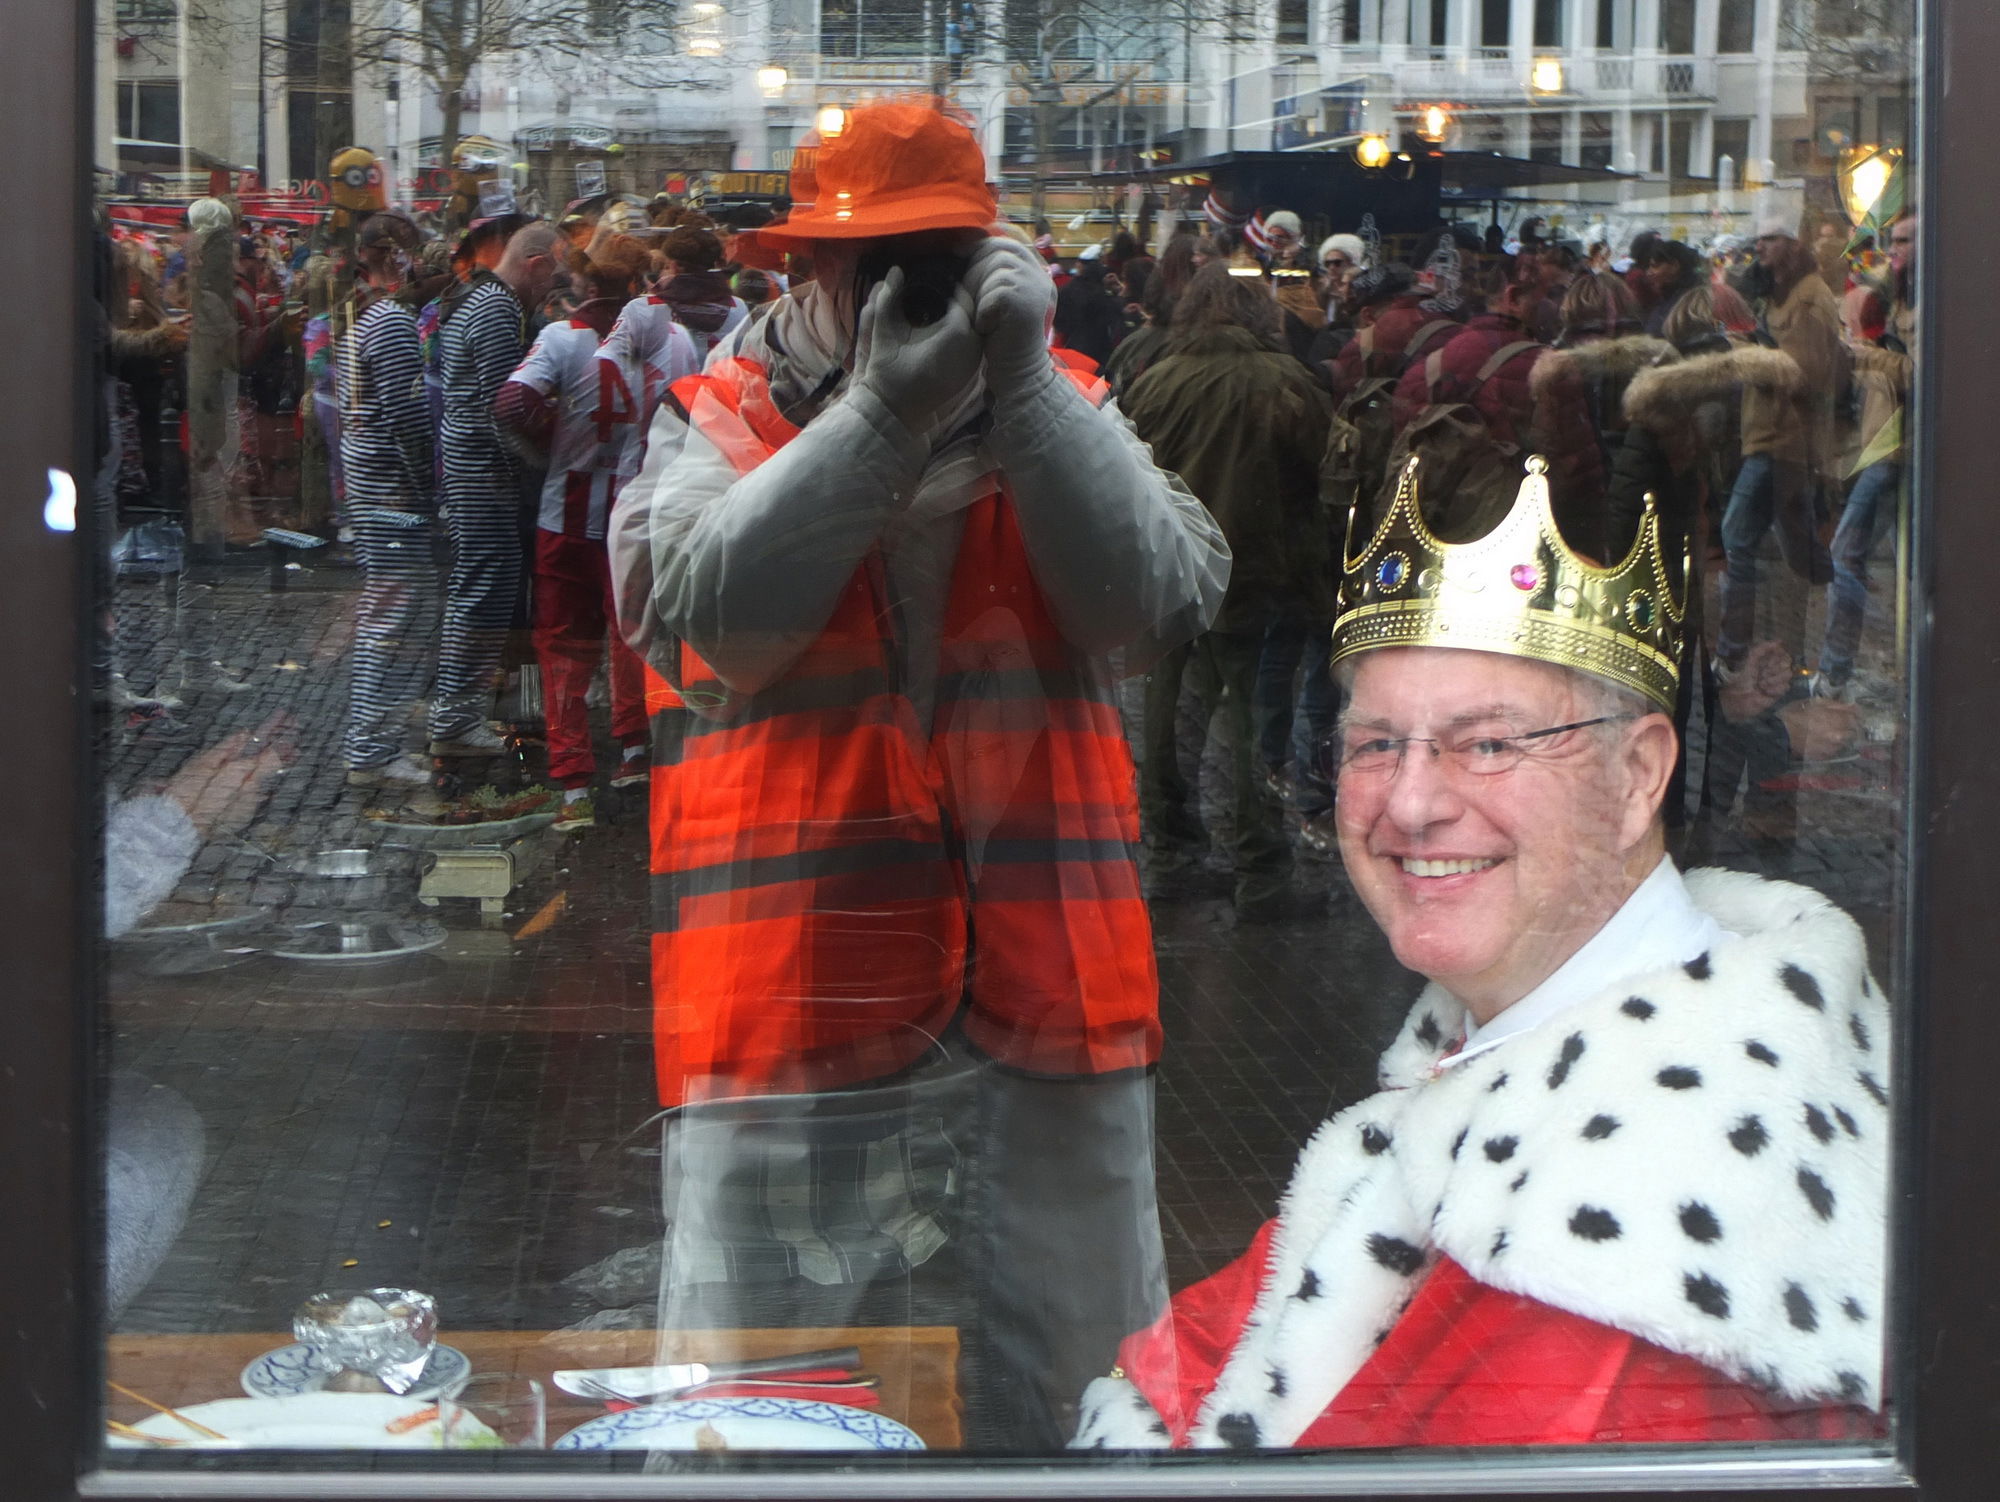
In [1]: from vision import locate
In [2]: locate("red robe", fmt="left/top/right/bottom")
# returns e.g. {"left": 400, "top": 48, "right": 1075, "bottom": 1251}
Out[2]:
{"left": 1119, "top": 1221, "right": 1882, "bottom": 1447}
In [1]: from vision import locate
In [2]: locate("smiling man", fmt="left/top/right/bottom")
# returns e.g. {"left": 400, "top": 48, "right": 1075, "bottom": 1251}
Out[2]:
{"left": 1075, "top": 457, "right": 1891, "bottom": 1451}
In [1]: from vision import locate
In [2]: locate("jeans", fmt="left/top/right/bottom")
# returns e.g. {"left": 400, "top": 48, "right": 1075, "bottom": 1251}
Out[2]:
{"left": 1819, "top": 460, "right": 1900, "bottom": 685}
{"left": 1139, "top": 630, "right": 1292, "bottom": 901}
{"left": 1253, "top": 617, "right": 1339, "bottom": 809}
{"left": 1716, "top": 454, "right": 1821, "bottom": 668}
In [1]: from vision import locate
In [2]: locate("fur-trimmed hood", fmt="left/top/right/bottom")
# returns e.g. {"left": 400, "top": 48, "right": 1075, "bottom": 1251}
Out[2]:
{"left": 1530, "top": 334, "right": 1678, "bottom": 400}
{"left": 1623, "top": 343, "right": 1802, "bottom": 431}
{"left": 1077, "top": 869, "right": 1889, "bottom": 1450}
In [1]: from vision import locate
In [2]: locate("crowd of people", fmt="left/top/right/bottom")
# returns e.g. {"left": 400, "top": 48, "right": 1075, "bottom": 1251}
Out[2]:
{"left": 97, "top": 99, "right": 1901, "bottom": 1456}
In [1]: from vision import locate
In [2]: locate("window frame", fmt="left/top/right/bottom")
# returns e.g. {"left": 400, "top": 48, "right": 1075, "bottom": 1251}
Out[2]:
{"left": 6, "top": 0, "right": 1996, "bottom": 1496}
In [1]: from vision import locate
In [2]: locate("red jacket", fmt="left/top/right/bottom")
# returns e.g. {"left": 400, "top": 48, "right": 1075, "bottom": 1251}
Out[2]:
{"left": 1118, "top": 1222, "right": 1881, "bottom": 1448}
{"left": 1392, "top": 312, "right": 1606, "bottom": 517}
{"left": 1325, "top": 296, "right": 1461, "bottom": 406}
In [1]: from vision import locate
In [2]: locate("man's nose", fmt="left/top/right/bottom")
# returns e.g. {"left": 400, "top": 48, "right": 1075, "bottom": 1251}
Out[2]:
{"left": 1381, "top": 743, "right": 1464, "bottom": 832}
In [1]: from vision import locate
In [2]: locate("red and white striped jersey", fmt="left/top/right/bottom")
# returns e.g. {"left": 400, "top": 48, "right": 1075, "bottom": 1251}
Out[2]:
{"left": 507, "top": 317, "right": 639, "bottom": 540}
{"left": 595, "top": 296, "right": 703, "bottom": 477}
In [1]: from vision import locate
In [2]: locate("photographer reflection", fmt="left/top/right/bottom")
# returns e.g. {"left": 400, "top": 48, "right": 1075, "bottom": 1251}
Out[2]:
{"left": 609, "top": 100, "right": 1228, "bottom": 1449}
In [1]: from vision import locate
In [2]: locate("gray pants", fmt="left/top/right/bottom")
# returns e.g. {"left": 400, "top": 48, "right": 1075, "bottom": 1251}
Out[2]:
{"left": 654, "top": 1040, "right": 1166, "bottom": 1451}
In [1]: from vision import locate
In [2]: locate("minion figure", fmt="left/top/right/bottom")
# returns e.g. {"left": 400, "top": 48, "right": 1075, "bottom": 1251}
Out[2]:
{"left": 327, "top": 147, "right": 387, "bottom": 230}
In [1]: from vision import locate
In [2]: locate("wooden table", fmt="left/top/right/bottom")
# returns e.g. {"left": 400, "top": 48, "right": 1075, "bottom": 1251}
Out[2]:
{"left": 107, "top": 1326, "right": 962, "bottom": 1450}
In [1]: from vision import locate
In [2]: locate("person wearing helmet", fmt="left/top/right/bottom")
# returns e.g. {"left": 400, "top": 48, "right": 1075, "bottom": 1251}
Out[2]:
{"left": 610, "top": 99, "right": 1229, "bottom": 1448}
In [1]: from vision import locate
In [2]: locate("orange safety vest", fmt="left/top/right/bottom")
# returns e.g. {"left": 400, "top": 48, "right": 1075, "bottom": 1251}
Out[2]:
{"left": 643, "top": 357, "right": 1161, "bottom": 1108}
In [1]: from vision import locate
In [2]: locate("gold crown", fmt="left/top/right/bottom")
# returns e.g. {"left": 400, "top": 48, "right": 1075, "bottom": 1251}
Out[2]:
{"left": 1329, "top": 455, "right": 1687, "bottom": 711}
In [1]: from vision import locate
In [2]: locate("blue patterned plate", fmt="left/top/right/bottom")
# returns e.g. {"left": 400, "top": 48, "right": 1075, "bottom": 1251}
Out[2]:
{"left": 553, "top": 1397, "right": 925, "bottom": 1452}
{"left": 239, "top": 1343, "right": 471, "bottom": 1401}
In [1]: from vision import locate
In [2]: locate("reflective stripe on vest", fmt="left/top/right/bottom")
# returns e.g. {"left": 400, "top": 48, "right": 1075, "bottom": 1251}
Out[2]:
{"left": 642, "top": 356, "right": 1159, "bottom": 1107}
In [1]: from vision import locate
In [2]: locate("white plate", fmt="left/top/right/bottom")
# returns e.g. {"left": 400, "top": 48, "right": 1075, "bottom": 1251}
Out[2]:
{"left": 554, "top": 1397, "right": 925, "bottom": 1453}
{"left": 240, "top": 1342, "right": 471, "bottom": 1401}
{"left": 106, "top": 1394, "right": 445, "bottom": 1449}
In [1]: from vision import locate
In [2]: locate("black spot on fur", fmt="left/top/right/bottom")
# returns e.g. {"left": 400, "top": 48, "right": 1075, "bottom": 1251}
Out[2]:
{"left": 1745, "top": 1040, "right": 1781, "bottom": 1067}
{"left": 1834, "top": 1106, "right": 1860, "bottom": 1138}
{"left": 1858, "top": 1070, "right": 1888, "bottom": 1106}
{"left": 1487, "top": 1072, "right": 1510, "bottom": 1092}
{"left": 1483, "top": 1135, "right": 1518, "bottom": 1163}
{"left": 1729, "top": 1115, "right": 1770, "bottom": 1156}
{"left": 1568, "top": 1205, "right": 1622, "bottom": 1241}
{"left": 1798, "top": 1168, "right": 1837, "bottom": 1220}
{"left": 1678, "top": 1202, "right": 1722, "bottom": 1243}
{"left": 1510, "top": 1171, "right": 1530, "bottom": 1192}
{"left": 1621, "top": 997, "right": 1656, "bottom": 1020}
{"left": 1784, "top": 1283, "right": 1819, "bottom": 1332}
{"left": 1360, "top": 1123, "right": 1392, "bottom": 1155}
{"left": 1294, "top": 1269, "right": 1321, "bottom": 1301}
{"left": 1547, "top": 1031, "right": 1586, "bottom": 1089}
{"left": 1450, "top": 1127, "right": 1467, "bottom": 1160}
{"left": 1837, "top": 1371, "right": 1867, "bottom": 1403}
{"left": 1415, "top": 1012, "right": 1442, "bottom": 1047}
{"left": 1215, "top": 1412, "right": 1261, "bottom": 1449}
{"left": 1657, "top": 1065, "right": 1703, "bottom": 1090}
{"left": 1781, "top": 963, "right": 1826, "bottom": 1010}
{"left": 1267, "top": 1366, "right": 1288, "bottom": 1398}
{"left": 1849, "top": 1013, "right": 1872, "bottom": 1052}
{"left": 1840, "top": 1297, "right": 1867, "bottom": 1323}
{"left": 1491, "top": 1229, "right": 1509, "bottom": 1257}
{"left": 1804, "top": 1104, "right": 1835, "bottom": 1144}
{"left": 1685, "top": 1272, "right": 1731, "bottom": 1318}
{"left": 1366, "top": 1234, "right": 1425, "bottom": 1277}
{"left": 1684, "top": 952, "right": 1712, "bottom": 980}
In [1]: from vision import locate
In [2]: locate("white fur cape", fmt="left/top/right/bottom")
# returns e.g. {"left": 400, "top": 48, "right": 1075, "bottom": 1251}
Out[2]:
{"left": 1076, "top": 869, "right": 1889, "bottom": 1449}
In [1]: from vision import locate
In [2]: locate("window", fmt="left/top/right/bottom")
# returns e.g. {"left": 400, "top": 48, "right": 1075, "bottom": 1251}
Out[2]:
{"left": 1712, "top": 115, "right": 1752, "bottom": 178}
{"left": 1533, "top": 0, "right": 1563, "bottom": 47}
{"left": 1718, "top": 0, "right": 1757, "bottom": 50}
{"left": 1277, "top": 0, "right": 1310, "bottom": 46}
{"left": 24, "top": 0, "right": 1989, "bottom": 1490}
{"left": 1659, "top": 0, "right": 1696, "bottom": 53}
{"left": 1482, "top": 0, "right": 1511, "bottom": 49}
{"left": 114, "top": 79, "right": 179, "bottom": 143}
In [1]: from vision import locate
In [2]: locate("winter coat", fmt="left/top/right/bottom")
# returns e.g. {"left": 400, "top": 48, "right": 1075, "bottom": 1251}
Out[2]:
{"left": 1325, "top": 295, "right": 1460, "bottom": 406}
{"left": 1740, "top": 272, "right": 1843, "bottom": 471}
{"left": 1392, "top": 312, "right": 1605, "bottom": 519}
{"left": 1613, "top": 341, "right": 1800, "bottom": 566}
{"left": 1054, "top": 277, "right": 1127, "bottom": 369}
{"left": 1122, "top": 325, "right": 1338, "bottom": 632}
{"left": 1075, "top": 869, "right": 1889, "bottom": 1450}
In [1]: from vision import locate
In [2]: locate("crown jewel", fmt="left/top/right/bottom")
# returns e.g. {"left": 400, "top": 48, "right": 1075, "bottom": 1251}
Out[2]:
{"left": 1329, "top": 455, "right": 1687, "bottom": 711}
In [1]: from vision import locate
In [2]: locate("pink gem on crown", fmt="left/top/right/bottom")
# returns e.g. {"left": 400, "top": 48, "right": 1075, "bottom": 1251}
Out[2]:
{"left": 1510, "top": 563, "right": 1539, "bottom": 591}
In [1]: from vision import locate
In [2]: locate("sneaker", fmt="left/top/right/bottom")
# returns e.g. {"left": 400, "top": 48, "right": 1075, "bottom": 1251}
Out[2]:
{"left": 553, "top": 794, "right": 596, "bottom": 831}
{"left": 609, "top": 762, "right": 650, "bottom": 791}
{"left": 346, "top": 753, "right": 436, "bottom": 789}
{"left": 429, "top": 724, "right": 510, "bottom": 758}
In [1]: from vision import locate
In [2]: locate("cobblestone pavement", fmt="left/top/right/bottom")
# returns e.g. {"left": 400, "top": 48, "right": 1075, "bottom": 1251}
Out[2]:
{"left": 102, "top": 553, "right": 1907, "bottom": 1342}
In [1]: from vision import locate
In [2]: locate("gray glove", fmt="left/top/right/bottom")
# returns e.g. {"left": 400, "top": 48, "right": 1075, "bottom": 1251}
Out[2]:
{"left": 966, "top": 236, "right": 1059, "bottom": 401}
{"left": 850, "top": 265, "right": 983, "bottom": 438}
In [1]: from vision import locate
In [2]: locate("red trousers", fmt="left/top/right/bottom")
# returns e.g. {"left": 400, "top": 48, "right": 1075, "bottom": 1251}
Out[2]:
{"left": 532, "top": 529, "right": 647, "bottom": 788}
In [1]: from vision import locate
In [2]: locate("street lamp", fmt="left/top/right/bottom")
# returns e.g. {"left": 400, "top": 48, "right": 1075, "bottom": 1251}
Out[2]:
{"left": 1354, "top": 133, "right": 1391, "bottom": 169}
{"left": 1840, "top": 144, "right": 1904, "bottom": 228}
{"left": 815, "top": 104, "right": 848, "bottom": 139}
{"left": 686, "top": 0, "right": 725, "bottom": 56}
{"left": 1415, "top": 104, "right": 1451, "bottom": 144}
{"left": 1530, "top": 56, "right": 1564, "bottom": 95}
{"left": 758, "top": 65, "right": 789, "bottom": 98}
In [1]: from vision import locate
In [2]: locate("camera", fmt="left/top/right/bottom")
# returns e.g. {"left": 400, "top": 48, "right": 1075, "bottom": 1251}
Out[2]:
{"left": 854, "top": 231, "right": 978, "bottom": 328}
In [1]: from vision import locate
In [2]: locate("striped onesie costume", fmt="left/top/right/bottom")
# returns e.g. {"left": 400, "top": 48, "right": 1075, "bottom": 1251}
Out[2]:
{"left": 334, "top": 293, "right": 437, "bottom": 770}
{"left": 431, "top": 275, "right": 529, "bottom": 739}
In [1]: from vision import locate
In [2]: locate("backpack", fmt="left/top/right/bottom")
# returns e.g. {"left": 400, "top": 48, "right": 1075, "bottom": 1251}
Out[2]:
{"left": 1322, "top": 318, "right": 1459, "bottom": 525}
{"left": 1372, "top": 338, "right": 1542, "bottom": 540}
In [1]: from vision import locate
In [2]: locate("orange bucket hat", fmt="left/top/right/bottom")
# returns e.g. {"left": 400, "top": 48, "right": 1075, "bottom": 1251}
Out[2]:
{"left": 759, "top": 100, "right": 995, "bottom": 249}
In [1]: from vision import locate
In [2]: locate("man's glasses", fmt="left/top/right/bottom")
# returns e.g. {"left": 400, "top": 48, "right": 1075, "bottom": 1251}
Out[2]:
{"left": 1337, "top": 716, "right": 1633, "bottom": 779}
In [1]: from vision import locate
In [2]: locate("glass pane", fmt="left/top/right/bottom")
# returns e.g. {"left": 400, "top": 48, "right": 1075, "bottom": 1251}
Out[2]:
{"left": 91, "top": 0, "right": 1916, "bottom": 1477}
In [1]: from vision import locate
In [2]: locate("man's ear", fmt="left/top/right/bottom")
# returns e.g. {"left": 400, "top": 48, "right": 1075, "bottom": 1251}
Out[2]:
{"left": 1617, "top": 712, "right": 1679, "bottom": 849}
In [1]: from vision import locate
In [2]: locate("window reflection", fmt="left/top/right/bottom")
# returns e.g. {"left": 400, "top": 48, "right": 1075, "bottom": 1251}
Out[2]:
{"left": 96, "top": 0, "right": 1912, "bottom": 1466}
